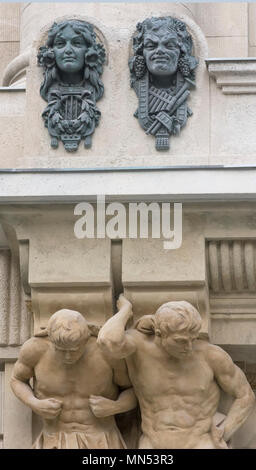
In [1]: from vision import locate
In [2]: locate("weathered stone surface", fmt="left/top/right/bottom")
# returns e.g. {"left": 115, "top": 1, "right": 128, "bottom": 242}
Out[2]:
{"left": 0, "top": 248, "right": 31, "bottom": 347}
{"left": 207, "top": 36, "right": 248, "bottom": 58}
{"left": 19, "top": 3, "right": 209, "bottom": 167}
{"left": 3, "top": 363, "right": 32, "bottom": 449}
{"left": 98, "top": 295, "right": 255, "bottom": 448}
{"left": 195, "top": 2, "right": 248, "bottom": 38}
{"left": 11, "top": 309, "right": 136, "bottom": 449}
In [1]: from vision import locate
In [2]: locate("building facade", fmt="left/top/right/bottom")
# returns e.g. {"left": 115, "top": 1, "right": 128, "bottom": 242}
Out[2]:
{"left": 1, "top": 2, "right": 256, "bottom": 448}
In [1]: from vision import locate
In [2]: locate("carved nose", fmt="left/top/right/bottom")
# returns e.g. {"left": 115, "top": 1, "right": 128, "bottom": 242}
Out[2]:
{"left": 64, "top": 43, "right": 73, "bottom": 54}
{"left": 155, "top": 46, "right": 165, "bottom": 55}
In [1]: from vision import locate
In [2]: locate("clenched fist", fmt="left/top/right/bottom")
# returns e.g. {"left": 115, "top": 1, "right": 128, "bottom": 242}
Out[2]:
{"left": 32, "top": 398, "right": 63, "bottom": 419}
{"left": 89, "top": 395, "right": 118, "bottom": 418}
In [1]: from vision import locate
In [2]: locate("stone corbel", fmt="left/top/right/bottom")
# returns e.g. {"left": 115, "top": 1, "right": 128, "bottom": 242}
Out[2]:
{"left": 124, "top": 284, "right": 210, "bottom": 340}
{"left": 206, "top": 58, "right": 256, "bottom": 94}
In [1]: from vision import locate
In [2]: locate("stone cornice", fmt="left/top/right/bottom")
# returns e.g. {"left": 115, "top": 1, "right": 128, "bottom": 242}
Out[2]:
{"left": 1, "top": 168, "right": 256, "bottom": 202}
{"left": 206, "top": 58, "right": 256, "bottom": 94}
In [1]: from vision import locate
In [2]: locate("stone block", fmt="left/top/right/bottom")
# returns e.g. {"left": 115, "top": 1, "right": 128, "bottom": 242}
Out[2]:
{"left": 210, "top": 79, "right": 256, "bottom": 164}
{"left": 249, "top": 46, "right": 256, "bottom": 57}
{"left": 0, "top": 90, "right": 25, "bottom": 116}
{"left": 0, "top": 42, "right": 19, "bottom": 85}
{"left": 0, "top": 3, "right": 20, "bottom": 42}
{"left": 195, "top": 2, "right": 248, "bottom": 38}
{"left": 207, "top": 36, "right": 248, "bottom": 58}
{"left": 0, "top": 116, "right": 24, "bottom": 167}
{"left": 3, "top": 363, "right": 32, "bottom": 449}
{"left": 249, "top": 3, "right": 256, "bottom": 47}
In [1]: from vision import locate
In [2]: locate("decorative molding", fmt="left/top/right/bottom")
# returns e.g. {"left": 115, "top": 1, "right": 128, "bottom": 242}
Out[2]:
{"left": 2, "top": 49, "right": 31, "bottom": 87}
{"left": 130, "top": 17, "right": 198, "bottom": 150}
{"left": 210, "top": 296, "right": 256, "bottom": 318}
{"left": 0, "top": 249, "right": 31, "bottom": 347}
{"left": 18, "top": 240, "right": 30, "bottom": 295}
{"left": 38, "top": 20, "right": 106, "bottom": 152}
{"left": 207, "top": 240, "right": 256, "bottom": 294}
{"left": 206, "top": 58, "right": 256, "bottom": 94}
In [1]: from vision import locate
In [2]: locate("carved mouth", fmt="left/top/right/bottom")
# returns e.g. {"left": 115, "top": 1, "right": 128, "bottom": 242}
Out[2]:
{"left": 63, "top": 58, "right": 76, "bottom": 62}
{"left": 152, "top": 57, "right": 169, "bottom": 62}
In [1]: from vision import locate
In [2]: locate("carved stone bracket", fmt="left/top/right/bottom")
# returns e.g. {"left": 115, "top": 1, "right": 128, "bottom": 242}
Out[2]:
{"left": 206, "top": 58, "right": 256, "bottom": 94}
{"left": 124, "top": 285, "right": 210, "bottom": 340}
{"left": 206, "top": 239, "right": 256, "bottom": 350}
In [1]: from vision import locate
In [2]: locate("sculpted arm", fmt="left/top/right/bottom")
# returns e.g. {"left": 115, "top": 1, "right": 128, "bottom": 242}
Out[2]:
{"left": 97, "top": 294, "right": 136, "bottom": 358}
{"left": 11, "top": 338, "right": 42, "bottom": 409}
{"left": 89, "top": 388, "right": 137, "bottom": 418}
{"left": 11, "top": 338, "right": 62, "bottom": 419}
{"left": 90, "top": 356, "right": 137, "bottom": 418}
{"left": 209, "top": 345, "right": 255, "bottom": 442}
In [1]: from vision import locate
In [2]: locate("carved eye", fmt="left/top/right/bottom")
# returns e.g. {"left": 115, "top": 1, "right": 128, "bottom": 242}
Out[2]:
{"left": 165, "top": 43, "right": 176, "bottom": 49}
{"left": 174, "top": 338, "right": 186, "bottom": 344}
{"left": 54, "top": 40, "right": 65, "bottom": 48}
{"left": 73, "top": 39, "right": 85, "bottom": 47}
{"left": 145, "top": 42, "right": 156, "bottom": 50}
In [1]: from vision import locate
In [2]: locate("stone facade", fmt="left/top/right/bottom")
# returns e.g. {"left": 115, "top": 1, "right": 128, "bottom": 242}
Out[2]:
{"left": 1, "top": 2, "right": 256, "bottom": 449}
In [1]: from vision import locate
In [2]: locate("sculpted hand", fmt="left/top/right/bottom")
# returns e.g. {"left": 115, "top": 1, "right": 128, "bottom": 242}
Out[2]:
{"left": 89, "top": 395, "right": 118, "bottom": 418}
{"left": 117, "top": 294, "right": 133, "bottom": 315}
{"left": 211, "top": 423, "right": 228, "bottom": 449}
{"left": 32, "top": 398, "right": 63, "bottom": 419}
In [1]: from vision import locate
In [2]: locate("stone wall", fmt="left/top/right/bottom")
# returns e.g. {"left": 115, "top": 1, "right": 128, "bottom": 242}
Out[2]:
{"left": 0, "top": 2, "right": 256, "bottom": 449}
{"left": 1, "top": 3, "right": 256, "bottom": 167}
{"left": 0, "top": 3, "right": 20, "bottom": 84}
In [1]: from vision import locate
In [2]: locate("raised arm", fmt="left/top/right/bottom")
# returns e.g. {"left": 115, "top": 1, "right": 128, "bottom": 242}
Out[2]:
{"left": 97, "top": 294, "right": 137, "bottom": 358}
{"left": 208, "top": 344, "right": 255, "bottom": 442}
{"left": 11, "top": 337, "right": 62, "bottom": 419}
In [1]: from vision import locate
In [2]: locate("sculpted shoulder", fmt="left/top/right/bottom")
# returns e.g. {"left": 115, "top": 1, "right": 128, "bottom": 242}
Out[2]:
{"left": 18, "top": 336, "right": 49, "bottom": 368}
{"left": 86, "top": 335, "right": 112, "bottom": 362}
{"left": 195, "top": 340, "right": 235, "bottom": 374}
{"left": 127, "top": 328, "right": 150, "bottom": 343}
{"left": 86, "top": 336, "right": 131, "bottom": 385}
{"left": 127, "top": 328, "right": 156, "bottom": 353}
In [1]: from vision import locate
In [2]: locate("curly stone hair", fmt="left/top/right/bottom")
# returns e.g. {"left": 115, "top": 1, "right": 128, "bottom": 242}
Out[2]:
{"left": 38, "top": 20, "right": 106, "bottom": 101}
{"left": 129, "top": 16, "right": 198, "bottom": 86}
{"left": 154, "top": 301, "right": 202, "bottom": 337}
{"left": 47, "top": 309, "right": 90, "bottom": 348}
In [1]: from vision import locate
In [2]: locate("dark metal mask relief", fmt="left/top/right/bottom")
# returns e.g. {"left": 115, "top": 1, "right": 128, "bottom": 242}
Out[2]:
{"left": 38, "top": 20, "right": 106, "bottom": 152}
{"left": 129, "top": 17, "right": 198, "bottom": 151}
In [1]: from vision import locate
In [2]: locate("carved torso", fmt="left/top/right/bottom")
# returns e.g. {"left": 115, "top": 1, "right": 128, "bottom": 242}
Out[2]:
{"left": 125, "top": 333, "right": 220, "bottom": 448}
{"left": 33, "top": 337, "right": 119, "bottom": 432}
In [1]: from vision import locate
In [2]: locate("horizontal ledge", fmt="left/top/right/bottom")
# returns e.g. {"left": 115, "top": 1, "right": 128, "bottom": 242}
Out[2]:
{"left": 0, "top": 168, "right": 256, "bottom": 203}
{"left": 0, "top": 87, "right": 26, "bottom": 92}
{"left": 211, "top": 313, "right": 256, "bottom": 318}
{"left": 2, "top": 164, "right": 256, "bottom": 173}
{"left": 0, "top": 346, "right": 20, "bottom": 361}
{"left": 206, "top": 58, "right": 256, "bottom": 64}
{"left": 206, "top": 58, "right": 256, "bottom": 94}
{"left": 123, "top": 281, "right": 205, "bottom": 287}
{"left": 30, "top": 282, "right": 112, "bottom": 288}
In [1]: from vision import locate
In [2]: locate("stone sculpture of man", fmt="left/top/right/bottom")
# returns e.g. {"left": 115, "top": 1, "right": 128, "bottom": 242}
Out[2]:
{"left": 129, "top": 17, "right": 198, "bottom": 150}
{"left": 98, "top": 295, "right": 255, "bottom": 449}
{"left": 11, "top": 309, "right": 137, "bottom": 449}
